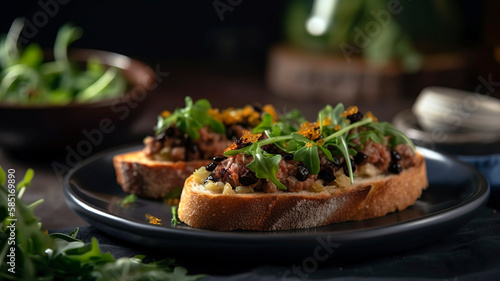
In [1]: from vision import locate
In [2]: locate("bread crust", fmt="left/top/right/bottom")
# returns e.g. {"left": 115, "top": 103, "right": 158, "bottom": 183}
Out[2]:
{"left": 113, "top": 151, "right": 211, "bottom": 199}
{"left": 178, "top": 153, "right": 427, "bottom": 231}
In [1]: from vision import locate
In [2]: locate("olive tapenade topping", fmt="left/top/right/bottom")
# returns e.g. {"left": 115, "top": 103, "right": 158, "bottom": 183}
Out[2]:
{"left": 354, "top": 152, "right": 367, "bottom": 165}
{"left": 296, "top": 163, "right": 310, "bottom": 181}
{"left": 388, "top": 163, "right": 402, "bottom": 174}
{"left": 239, "top": 169, "right": 259, "bottom": 186}
{"left": 205, "top": 161, "right": 218, "bottom": 172}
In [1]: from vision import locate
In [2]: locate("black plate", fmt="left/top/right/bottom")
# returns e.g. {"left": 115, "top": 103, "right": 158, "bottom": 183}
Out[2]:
{"left": 64, "top": 145, "right": 489, "bottom": 261}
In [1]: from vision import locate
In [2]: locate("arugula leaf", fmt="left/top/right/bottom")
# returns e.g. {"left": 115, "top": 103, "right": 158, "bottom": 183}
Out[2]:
{"left": 367, "top": 122, "right": 415, "bottom": 151}
{"left": 54, "top": 23, "right": 82, "bottom": 72}
{"left": 253, "top": 113, "right": 274, "bottom": 133}
{"left": 50, "top": 227, "right": 80, "bottom": 242}
{"left": 0, "top": 19, "right": 128, "bottom": 105}
{"left": 223, "top": 142, "right": 255, "bottom": 156}
{"left": 86, "top": 56, "right": 106, "bottom": 76}
{"left": 338, "top": 137, "right": 354, "bottom": 182}
{"left": 247, "top": 148, "right": 287, "bottom": 190}
{"left": 357, "top": 130, "right": 382, "bottom": 145}
{"left": 318, "top": 145, "right": 335, "bottom": 162}
{"left": 0, "top": 18, "right": 23, "bottom": 69}
{"left": 293, "top": 145, "right": 320, "bottom": 175}
{"left": 288, "top": 133, "right": 319, "bottom": 174}
{"left": 278, "top": 109, "right": 307, "bottom": 134}
{"left": 155, "top": 97, "right": 225, "bottom": 140}
{"left": 318, "top": 103, "right": 358, "bottom": 183}
{"left": 208, "top": 117, "right": 225, "bottom": 135}
{"left": 171, "top": 206, "right": 180, "bottom": 226}
{"left": 18, "top": 44, "right": 43, "bottom": 68}
{"left": 274, "top": 137, "right": 299, "bottom": 154}
{"left": 319, "top": 103, "right": 345, "bottom": 133}
{"left": 0, "top": 168, "right": 206, "bottom": 281}
{"left": 271, "top": 124, "right": 282, "bottom": 137}
{"left": 76, "top": 67, "right": 121, "bottom": 102}
{"left": 291, "top": 132, "right": 310, "bottom": 143}
{"left": 16, "top": 168, "right": 34, "bottom": 191}
{"left": 119, "top": 194, "right": 137, "bottom": 207}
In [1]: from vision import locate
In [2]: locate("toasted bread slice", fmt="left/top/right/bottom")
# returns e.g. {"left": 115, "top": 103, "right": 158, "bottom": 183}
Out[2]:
{"left": 113, "top": 150, "right": 211, "bottom": 199}
{"left": 178, "top": 152, "right": 427, "bottom": 231}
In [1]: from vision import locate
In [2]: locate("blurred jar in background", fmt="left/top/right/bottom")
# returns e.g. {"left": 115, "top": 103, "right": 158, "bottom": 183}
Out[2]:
{"left": 267, "top": 0, "right": 472, "bottom": 104}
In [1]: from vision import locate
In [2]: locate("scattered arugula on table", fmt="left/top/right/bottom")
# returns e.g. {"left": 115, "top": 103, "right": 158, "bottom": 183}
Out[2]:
{"left": 0, "top": 167, "right": 206, "bottom": 281}
{"left": 224, "top": 103, "right": 415, "bottom": 188}
{"left": 171, "top": 206, "right": 180, "bottom": 226}
{"left": 155, "top": 96, "right": 225, "bottom": 139}
{"left": 118, "top": 193, "right": 137, "bottom": 207}
{"left": 0, "top": 18, "right": 127, "bottom": 104}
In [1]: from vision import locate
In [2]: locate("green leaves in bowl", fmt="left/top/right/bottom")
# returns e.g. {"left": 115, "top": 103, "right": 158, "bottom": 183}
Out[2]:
{"left": 0, "top": 18, "right": 127, "bottom": 105}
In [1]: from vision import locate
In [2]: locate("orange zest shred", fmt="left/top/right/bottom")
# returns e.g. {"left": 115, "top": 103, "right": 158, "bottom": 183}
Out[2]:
{"left": 164, "top": 198, "right": 179, "bottom": 206}
{"left": 322, "top": 117, "right": 332, "bottom": 126}
{"left": 210, "top": 105, "right": 263, "bottom": 127}
{"left": 145, "top": 214, "right": 162, "bottom": 225}
{"left": 224, "top": 130, "right": 261, "bottom": 152}
{"left": 334, "top": 124, "right": 341, "bottom": 131}
{"left": 341, "top": 106, "right": 359, "bottom": 117}
{"left": 241, "top": 130, "right": 262, "bottom": 143}
{"left": 208, "top": 108, "right": 223, "bottom": 122}
{"left": 306, "top": 142, "right": 312, "bottom": 148}
{"left": 263, "top": 104, "right": 279, "bottom": 122}
{"left": 224, "top": 143, "right": 238, "bottom": 153}
{"left": 161, "top": 110, "right": 171, "bottom": 118}
{"left": 243, "top": 105, "right": 262, "bottom": 127}
{"left": 365, "top": 111, "right": 378, "bottom": 122}
{"left": 298, "top": 122, "right": 322, "bottom": 140}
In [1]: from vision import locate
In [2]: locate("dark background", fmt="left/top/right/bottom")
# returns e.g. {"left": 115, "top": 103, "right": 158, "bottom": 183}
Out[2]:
{"left": 0, "top": 0, "right": 494, "bottom": 75}
{"left": 0, "top": 0, "right": 290, "bottom": 71}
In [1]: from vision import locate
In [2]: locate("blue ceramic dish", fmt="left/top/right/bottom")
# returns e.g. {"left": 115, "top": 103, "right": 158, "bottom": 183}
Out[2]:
{"left": 393, "top": 109, "right": 500, "bottom": 206}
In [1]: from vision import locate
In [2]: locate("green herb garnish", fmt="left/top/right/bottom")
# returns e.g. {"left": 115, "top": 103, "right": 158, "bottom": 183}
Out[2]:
{"left": 223, "top": 103, "right": 415, "bottom": 188}
{"left": 155, "top": 96, "right": 225, "bottom": 139}
{"left": 119, "top": 194, "right": 137, "bottom": 207}
{"left": 247, "top": 147, "right": 287, "bottom": 190}
{"left": 0, "top": 167, "right": 205, "bottom": 280}
{"left": 291, "top": 133, "right": 320, "bottom": 175}
{"left": 171, "top": 206, "right": 180, "bottom": 226}
{"left": 252, "top": 109, "right": 306, "bottom": 135}
{"left": 252, "top": 113, "right": 274, "bottom": 133}
{"left": 367, "top": 122, "right": 416, "bottom": 151}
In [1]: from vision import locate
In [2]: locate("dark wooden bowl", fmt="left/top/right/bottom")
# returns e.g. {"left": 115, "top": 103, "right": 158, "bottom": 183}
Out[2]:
{"left": 0, "top": 49, "right": 155, "bottom": 158}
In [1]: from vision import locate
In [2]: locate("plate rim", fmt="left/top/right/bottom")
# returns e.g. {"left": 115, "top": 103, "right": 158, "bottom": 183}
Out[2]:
{"left": 63, "top": 145, "right": 490, "bottom": 243}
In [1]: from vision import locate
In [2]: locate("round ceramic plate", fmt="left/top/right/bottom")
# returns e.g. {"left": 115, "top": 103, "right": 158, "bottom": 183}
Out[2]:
{"left": 64, "top": 145, "right": 489, "bottom": 261}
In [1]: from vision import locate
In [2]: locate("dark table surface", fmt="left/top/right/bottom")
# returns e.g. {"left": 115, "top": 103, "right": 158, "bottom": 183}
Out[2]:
{"left": 2, "top": 63, "right": 499, "bottom": 280}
